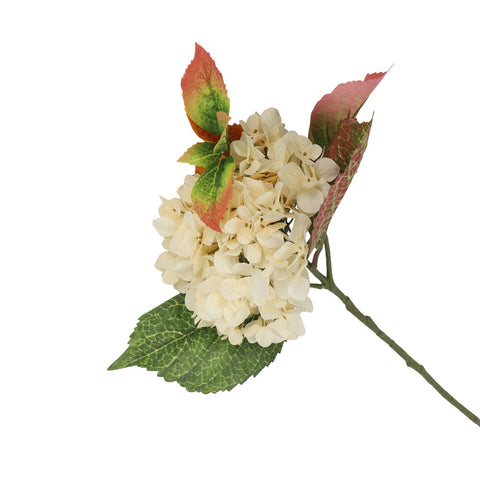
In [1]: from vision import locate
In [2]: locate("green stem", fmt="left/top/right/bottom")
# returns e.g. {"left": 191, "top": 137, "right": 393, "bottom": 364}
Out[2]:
{"left": 308, "top": 259, "right": 480, "bottom": 427}
{"left": 323, "top": 234, "right": 333, "bottom": 281}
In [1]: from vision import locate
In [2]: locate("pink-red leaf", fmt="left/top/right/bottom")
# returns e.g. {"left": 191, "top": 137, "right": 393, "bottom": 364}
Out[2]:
{"left": 181, "top": 43, "right": 230, "bottom": 138}
{"left": 325, "top": 118, "right": 372, "bottom": 173}
{"left": 191, "top": 155, "right": 235, "bottom": 232}
{"left": 309, "top": 119, "right": 372, "bottom": 254}
{"left": 309, "top": 71, "right": 386, "bottom": 148}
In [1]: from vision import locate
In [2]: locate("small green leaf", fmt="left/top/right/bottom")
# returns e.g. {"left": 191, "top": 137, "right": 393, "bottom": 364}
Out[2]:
{"left": 178, "top": 142, "right": 220, "bottom": 168}
{"left": 108, "top": 294, "right": 283, "bottom": 393}
{"left": 213, "top": 125, "right": 229, "bottom": 154}
{"left": 191, "top": 155, "right": 235, "bottom": 232}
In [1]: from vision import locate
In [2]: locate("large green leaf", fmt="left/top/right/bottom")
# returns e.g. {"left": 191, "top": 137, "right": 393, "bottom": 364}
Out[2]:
{"left": 108, "top": 294, "right": 283, "bottom": 393}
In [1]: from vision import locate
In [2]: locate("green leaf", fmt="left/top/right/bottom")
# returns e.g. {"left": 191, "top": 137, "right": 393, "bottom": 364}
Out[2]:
{"left": 178, "top": 142, "right": 220, "bottom": 168}
{"left": 213, "top": 125, "right": 229, "bottom": 155}
{"left": 108, "top": 294, "right": 283, "bottom": 393}
{"left": 191, "top": 155, "right": 235, "bottom": 232}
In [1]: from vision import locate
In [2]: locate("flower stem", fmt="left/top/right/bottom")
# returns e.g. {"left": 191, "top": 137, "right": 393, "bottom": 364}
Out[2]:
{"left": 308, "top": 238, "right": 480, "bottom": 427}
{"left": 323, "top": 234, "right": 333, "bottom": 281}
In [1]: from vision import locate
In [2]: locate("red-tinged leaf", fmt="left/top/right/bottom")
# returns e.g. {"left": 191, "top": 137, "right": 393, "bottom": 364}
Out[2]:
{"left": 309, "top": 119, "right": 372, "bottom": 255}
{"left": 325, "top": 118, "right": 372, "bottom": 173}
{"left": 188, "top": 115, "right": 221, "bottom": 142}
{"left": 228, "top": 123, "right": 243, "bottom": 142}
{"left": 309, "top": 71, "right": 386, "bottom": 148}
{"left": 177, "top": 142, "right": 220, "bottom": 168}
{"left": 188, "top": 119, "right": 243, "bottom": 144}
{"left": 182, "top": 43, "right": 230, "bottom": 137}
{"left": 216, "top": 111, "right": 230, "bottom": 131}
{"left": 191, "top": 155, "right": 235, "bottom": 232}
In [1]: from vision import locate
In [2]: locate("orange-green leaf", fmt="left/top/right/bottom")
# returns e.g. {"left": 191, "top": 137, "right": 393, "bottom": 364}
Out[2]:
{"left": 188, "top": 122, "right": 241, "bottom": 144}
{"left": 309, "top": 71, "right": 386, "bottom": 148}
{"left": 178, "top": 142, "right": 220, "bottom": 168}
{"left": 182, "top": 43, "right": 230, "bottom": 138}
{"left": 216, "top": 111, "right": 230, "bottom": 131}
{"left": 191, "top": 155, "right": 235, "bottom": 232}
{"left": 310, "top": 118, "right": 372, "bottom": 254}
{"left": 187, "top": 116, "right": 221, "bottom": 143}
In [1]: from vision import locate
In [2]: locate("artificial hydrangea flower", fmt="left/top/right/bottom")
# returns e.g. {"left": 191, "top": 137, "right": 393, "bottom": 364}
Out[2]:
{"left": 117, "top": 47, "right": 462, "bottom": 418}
{"left": 278, "top": 158, "right": 340, "bottom": 215}
{"left": 154, "top": 108, "right": 339, "bottom": 347}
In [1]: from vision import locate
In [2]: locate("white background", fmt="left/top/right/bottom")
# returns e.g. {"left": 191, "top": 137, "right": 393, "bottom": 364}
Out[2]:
{"left": 1, "top": 1, "right": 480, "bottom": 478}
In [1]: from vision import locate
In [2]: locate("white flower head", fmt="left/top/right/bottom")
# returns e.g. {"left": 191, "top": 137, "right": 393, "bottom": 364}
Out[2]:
{"left": 153, "top": 107, "right": 338, "bottom": 346}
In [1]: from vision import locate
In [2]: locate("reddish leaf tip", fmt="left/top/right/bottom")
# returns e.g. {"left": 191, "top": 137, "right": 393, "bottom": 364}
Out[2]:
{"left": 309, "top": 69, "right": 388, "bottom": 148}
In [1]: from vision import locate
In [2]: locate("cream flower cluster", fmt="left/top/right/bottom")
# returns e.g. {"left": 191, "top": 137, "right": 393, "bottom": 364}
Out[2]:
{"left": 153, "top": 108, "right": 340, "bottom": 347}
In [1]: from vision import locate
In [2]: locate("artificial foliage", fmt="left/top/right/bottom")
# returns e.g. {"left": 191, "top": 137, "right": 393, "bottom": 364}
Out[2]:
{"left": 109, "top": 44, "right": 479, "bottom": 428}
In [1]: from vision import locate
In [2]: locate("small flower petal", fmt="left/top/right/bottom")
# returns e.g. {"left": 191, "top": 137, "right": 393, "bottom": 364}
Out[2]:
{"left": 297, "top": 188, "right": 324, "bottom": 215}
{"left": 314, "top": 156, "right": 340, "bottom": 182}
